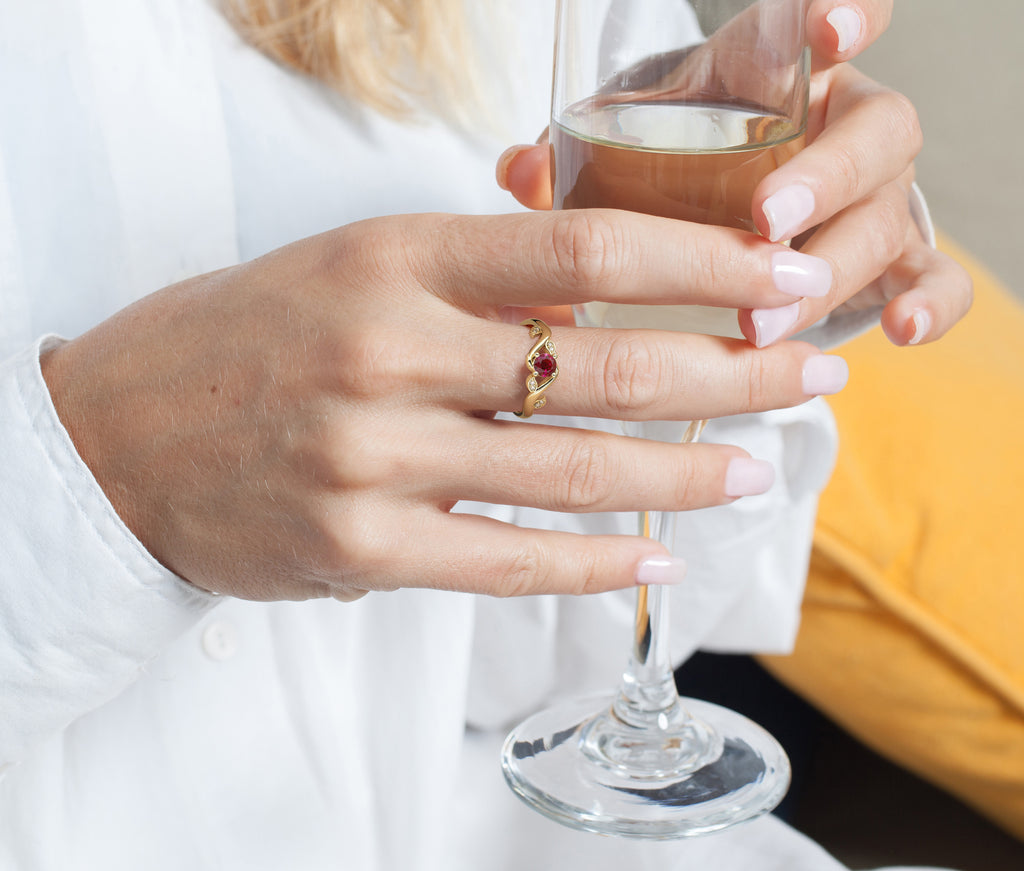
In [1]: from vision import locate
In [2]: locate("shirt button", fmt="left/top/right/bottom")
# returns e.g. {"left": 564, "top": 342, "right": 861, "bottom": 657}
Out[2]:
{"left": 201, "top": 620, "right": 239, "bottom": 661}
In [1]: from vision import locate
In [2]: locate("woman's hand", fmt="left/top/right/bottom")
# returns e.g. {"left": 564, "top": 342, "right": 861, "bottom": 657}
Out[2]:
{"left": 41, "top": 211, "right": 848, "bottom": 603}
{"left": 498, "top": 0, "right": 972, "bottom": 348}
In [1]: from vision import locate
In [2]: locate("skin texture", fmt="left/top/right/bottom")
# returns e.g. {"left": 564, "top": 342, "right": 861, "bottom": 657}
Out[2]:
{"left": 42, "top": 213, "right": 842, "bottom": 602}
{"left": 42, "top": 0, "right": 971, "bottom": 603}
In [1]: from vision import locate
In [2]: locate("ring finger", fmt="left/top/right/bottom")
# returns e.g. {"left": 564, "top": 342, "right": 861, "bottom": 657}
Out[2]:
{"left": 442, "top": 319, "right": 849, "bottom": 420}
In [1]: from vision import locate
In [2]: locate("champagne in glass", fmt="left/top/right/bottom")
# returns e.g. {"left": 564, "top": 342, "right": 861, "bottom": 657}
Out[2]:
{"left": 502, "top": 0, "right": 809, "bottom": 839}
{"left": 557, "top": 98, "right": 806, "bottom": 335}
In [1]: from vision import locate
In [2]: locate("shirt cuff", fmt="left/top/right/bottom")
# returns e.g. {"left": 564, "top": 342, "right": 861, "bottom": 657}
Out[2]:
{"left": 0, "top": 337, "right": 218, "bottom": 768}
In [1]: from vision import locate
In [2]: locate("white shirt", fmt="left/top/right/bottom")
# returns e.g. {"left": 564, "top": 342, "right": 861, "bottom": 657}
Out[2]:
{"left": 0, "top": 1, "right": 934, "bottom": 868}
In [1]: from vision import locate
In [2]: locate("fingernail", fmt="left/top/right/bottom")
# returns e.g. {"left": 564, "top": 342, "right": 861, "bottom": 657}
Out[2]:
{"left": 802, "top": 354, "right": 849, "bottom": 395}
{"left": 762, "top": 184, "right": 815, "bottom": 242}
{"left": 636, "top": 556, "right": 688, "bottom": 586}
{"left": 772, "top": 250, "right": 832, "bottom": 298}
{"left": 495, "top": 145, "right": 522, "bottom": 191}
{"left": 752, "top": 301, "right": 801, "bottom": 348}
{"left": 827, "top": 6, "right": 863, "bottom": 53}
{"left": 908, "top": 309, "right": 932, "bottom": 345}
{"left": 724, "top": 458, "right": 775, "bottom": 498}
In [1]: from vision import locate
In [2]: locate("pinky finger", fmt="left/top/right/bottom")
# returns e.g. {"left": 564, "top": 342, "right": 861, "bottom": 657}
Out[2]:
{"left": 400, "top": 511, "right": 684, "bottom": 598}
{"left": 878, "top": 243, "right": 974, "bottom": 346}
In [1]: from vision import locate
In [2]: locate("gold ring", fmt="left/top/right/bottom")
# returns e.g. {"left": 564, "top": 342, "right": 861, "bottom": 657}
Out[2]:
{"left": 515, "top": 318, "right": 559, "bottom": 418}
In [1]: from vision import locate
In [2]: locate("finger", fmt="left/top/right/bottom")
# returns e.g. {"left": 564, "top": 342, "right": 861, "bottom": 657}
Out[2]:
{"left": 444, "top": 319, "right": 849, "bottom": 420}
{"left": 405, "top": 418, "right": 769, "bottom": 514}
{"left": 877, "top": 240, "right": 974, "bottom": 346}
{"left": 752, "top": 67, "right": 921, "bottom": 242}
{"left": 740, "top": 179, "right": 911, "bottom": 345}
{"left": 807, "top": 0, "right": 892, "bottom": 68}
{"left": 497, "top": 143, "right": 553, "bottom": 211}
{"left": 425, "top": 211, "right": 831, "bottom": 313}
{"left": 363, "top": 509, "right": 680, "bottom": 597}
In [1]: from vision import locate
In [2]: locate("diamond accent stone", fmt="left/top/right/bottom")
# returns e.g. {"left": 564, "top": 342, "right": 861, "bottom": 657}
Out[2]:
{"left": 527, "top": 377, "right": 539, "bottom": 392}
{"left": 534, "top": 398, "right": 547, "bottom": 409}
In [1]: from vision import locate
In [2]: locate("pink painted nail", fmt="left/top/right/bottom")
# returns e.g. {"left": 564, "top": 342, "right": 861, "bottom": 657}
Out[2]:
{"left": 762, "top": 184, "right": 815, "bottom": 242}
{"left": 752, "top": 301, "right": 801, "bottom": 348}
{"left": 908, "top": 310, "right": 932, "bottom": 345}
{"left": 802, "top": 355, "right": 849, "bottom": 396}
{"left": 772, "top": 250, "right": 832, "bottom": 298}
{"left": 636, "top": 557, "right": 688, "bottom": 586}
{"left": 827, "top": 6, "right": 863, "bottom": 53}
{"left": 724, "top": 458, "right": 775, "bottom": 498}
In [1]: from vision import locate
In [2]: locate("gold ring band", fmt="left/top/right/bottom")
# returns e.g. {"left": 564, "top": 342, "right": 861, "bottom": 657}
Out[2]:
{"left": 515, "top": 318, "right": 559, "bottom": 418}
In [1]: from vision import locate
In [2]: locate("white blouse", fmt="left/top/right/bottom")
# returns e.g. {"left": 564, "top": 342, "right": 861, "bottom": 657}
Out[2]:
{"left": 0, "top": 1, "right": 930, "bottom": 868}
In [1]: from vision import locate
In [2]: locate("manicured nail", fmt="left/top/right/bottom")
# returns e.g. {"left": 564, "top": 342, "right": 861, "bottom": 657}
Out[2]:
{"left": 724, "top": 458, "right": 775, "bottom": 498}
{"left": 636, "top": 556, "right": 688, "bottom": 586}
{"left": 802, "top": 354, "right": 849, "bottom": 396}
{"left": 827, "top": 6, "right": 863, "bottom": 53}
{"left": 772, "top": 250, "right": 832, "bottom": 298}
{"left": 908, "top": 309, "right": 932, "bottom": 345}
{"left": 752, "top": 301, "right": 801, "bottom": 348}
{"left": 762, "top": 184, "right": 815, "bottom": 242}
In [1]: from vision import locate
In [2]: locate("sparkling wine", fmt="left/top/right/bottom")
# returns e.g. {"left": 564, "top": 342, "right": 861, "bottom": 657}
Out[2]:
{"left": 554, "top": 100, "right": 805, "bottom": 336}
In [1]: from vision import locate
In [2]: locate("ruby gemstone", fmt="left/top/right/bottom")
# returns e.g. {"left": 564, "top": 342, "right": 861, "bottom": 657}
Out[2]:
{"left": 533, "top": 352, "right": 556, "bottom": 378}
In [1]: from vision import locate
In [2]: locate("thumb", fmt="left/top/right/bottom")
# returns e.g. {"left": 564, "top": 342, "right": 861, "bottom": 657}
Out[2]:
{"left": 496, "top": 142, "right": 553, "bottom": 211}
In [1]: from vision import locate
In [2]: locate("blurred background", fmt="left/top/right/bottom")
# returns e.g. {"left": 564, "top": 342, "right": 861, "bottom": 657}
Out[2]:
{"left": 856, "top": 0, "right": 1020, "bottom": 296}
{"left": 791, "top": 4, "right": 1022, "bottom": 867}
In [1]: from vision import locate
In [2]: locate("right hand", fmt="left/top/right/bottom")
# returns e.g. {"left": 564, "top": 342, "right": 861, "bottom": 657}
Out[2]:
{"left": 498, "top": 0, "right": 972, "bottom": 349}
{"left": 41, "top": 211, "right": 845, "bottom": 602}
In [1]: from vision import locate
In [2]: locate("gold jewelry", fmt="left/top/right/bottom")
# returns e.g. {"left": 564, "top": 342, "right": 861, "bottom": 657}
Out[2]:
{"left": 515, "top": 318, "right": 559, "bottom": 418}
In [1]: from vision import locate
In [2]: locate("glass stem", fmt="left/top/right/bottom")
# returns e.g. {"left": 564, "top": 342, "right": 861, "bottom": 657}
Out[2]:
{"left": 612, "top": 512, "right": 681, "bottom": 729}
{"left": 613, "top": 420, "right": 706, "bottom": 730}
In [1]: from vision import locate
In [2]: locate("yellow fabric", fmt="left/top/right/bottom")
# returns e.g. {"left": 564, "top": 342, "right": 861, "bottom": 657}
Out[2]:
{"left": 760, "top": 236, "right": 1024, "bottom": 840}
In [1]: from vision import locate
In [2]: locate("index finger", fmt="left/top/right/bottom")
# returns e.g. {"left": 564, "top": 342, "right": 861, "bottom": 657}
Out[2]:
{"left": 420, "top": 210, "right": 831, "bottom": 313}
{"left": 752, "top": 66, "right": 921, "bottom": 243}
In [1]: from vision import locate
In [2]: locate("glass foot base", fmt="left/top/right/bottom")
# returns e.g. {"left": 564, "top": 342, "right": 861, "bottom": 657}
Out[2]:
{"left": 501, "top": 693, "right": 790, "bottom": 840}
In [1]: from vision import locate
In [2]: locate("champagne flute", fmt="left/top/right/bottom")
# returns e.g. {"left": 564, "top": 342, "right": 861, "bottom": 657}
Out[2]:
{"left": 501, "top": 0, "right": 810, "bottom": 839}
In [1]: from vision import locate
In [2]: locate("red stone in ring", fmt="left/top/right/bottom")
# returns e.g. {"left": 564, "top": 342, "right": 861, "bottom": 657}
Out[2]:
{"left": 533, "top": 352, "right": 557, "bottom": 379}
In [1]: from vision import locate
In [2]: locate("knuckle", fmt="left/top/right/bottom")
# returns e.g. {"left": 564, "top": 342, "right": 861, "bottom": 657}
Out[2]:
{"left": 870, "top": 192, "right": 909, "bottom": 266}
{"left": 322, "top": 218, "right": 389, "bottom": 283}
{"left": 331, "top": 328, "right": 416, "bottom": 400}
{"left": 499, "top": 540, "right": 606, "bottom": 598}
{"left": 564, "top": 549, "right": 609, "bottom": 596}
{"left": 321, "top": 506, "right": 390, "bottom": 577}
{"left": 303, "top": 411, "right": 411, "bottom": 493}
{"left": 698, "top": 233, "right": 742, "bottom": 292}
{"left": 550, "top": 210, "right": 625, "bottom": 291}
{"left": 497, "top": 543, "right": 546, "bottom": 598}
{"left": 829, "top": 143, "right": 864, "bottom": 204}
{"left": 886, "top": 91, "right": 924, "bottom": 158}
{"left": 556, "top": 438, "right": 615, "bottom": 511}
{"left": 671, "top": 460, "right": 704, "bottom": 510}
{"left": 600, "top": 334, "right": 668, "bottom": 415}
{"left": 744, "top": 352, "right": 775, "bottom": 410}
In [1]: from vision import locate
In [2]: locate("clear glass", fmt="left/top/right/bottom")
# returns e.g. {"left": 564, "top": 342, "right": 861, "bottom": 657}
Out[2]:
{"left": 502, "top": 0, "right": 810, "bottom": 839}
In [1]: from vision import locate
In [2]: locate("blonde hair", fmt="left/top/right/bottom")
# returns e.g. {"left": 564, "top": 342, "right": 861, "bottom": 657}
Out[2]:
{"left": 223, "top": 0, "right": 479, "bottom": 121}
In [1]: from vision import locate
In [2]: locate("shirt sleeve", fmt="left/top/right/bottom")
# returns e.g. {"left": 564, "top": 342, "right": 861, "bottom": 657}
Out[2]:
{"left": 0, "top": 337, "right": 218, "bottom": 773}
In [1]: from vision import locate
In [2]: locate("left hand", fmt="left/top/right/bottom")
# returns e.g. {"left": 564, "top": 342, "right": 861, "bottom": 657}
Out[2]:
{"left": 497, "top": 0, "right": 972, "bottom": 347}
